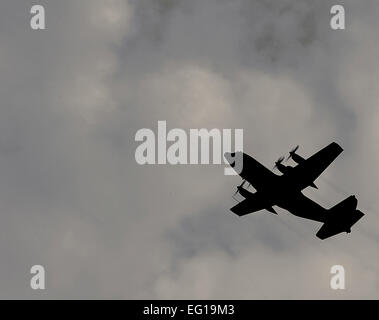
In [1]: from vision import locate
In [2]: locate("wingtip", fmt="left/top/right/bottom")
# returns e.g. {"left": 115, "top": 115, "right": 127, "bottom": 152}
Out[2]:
{"left": 331, "top": 142, "right": 344, "bottom": 153}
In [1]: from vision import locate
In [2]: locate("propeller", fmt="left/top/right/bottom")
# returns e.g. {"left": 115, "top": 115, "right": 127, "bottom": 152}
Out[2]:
{"left": 286, "top": 145, "right": 299, "bottom": 161}
{"left": 233, "top": 179, "right": 246, "bottom": 197}
{"left": 273, "top": 156, "right": 285, "bottom": 170}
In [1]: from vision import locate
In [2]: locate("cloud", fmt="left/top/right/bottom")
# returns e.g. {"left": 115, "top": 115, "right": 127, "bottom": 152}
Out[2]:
{"left": 0, "top": 0, "right": 378, "bottom": 298}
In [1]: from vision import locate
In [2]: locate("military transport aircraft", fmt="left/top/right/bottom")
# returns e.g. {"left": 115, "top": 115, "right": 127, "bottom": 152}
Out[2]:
{"left": 224, "top": 142, "right": 364, "bottom": 240}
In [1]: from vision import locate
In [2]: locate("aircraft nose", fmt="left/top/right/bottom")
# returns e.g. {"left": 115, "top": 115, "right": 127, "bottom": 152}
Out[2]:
{"left": 224, "top": 152, "right": 235, "bottom": 164}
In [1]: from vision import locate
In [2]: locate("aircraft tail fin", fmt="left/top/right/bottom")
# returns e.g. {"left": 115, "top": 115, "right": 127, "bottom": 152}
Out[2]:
{"left": 316, "top": 196, "right": 364, "bottom": 240}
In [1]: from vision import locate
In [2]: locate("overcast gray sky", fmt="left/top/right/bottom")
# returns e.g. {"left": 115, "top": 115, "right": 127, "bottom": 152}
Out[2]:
{"left": 0, "top": 0, "right": 378, "bottom": 299}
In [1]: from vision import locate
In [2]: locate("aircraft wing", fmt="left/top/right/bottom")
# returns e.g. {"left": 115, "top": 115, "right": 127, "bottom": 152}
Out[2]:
{"left": 281, "top": 192, "right": 327, "bottom": 223}
{"left": 230, "top": 192, "right": 273, "bottom": 216}
{"left": 231, "top": 191, "right": 325, "bottom": 221}
{"left": 230, "top": 198, "right": 264, "bottom": 216}
{"left": 290, "top": 142, "right": 343, "bottom": 188}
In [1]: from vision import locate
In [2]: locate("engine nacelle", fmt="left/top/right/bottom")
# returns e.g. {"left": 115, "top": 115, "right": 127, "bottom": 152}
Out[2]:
{"left": 291, "top": 153, "right": 305, "bottom": 164}
{"left": 237, "top": 186, "right": 253, "bottom": 199}
{"left": 276, "top": 162, "right": 292, "bottom": 174}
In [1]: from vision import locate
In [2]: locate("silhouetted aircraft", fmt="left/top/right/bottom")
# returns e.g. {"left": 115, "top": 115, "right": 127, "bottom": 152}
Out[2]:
{"left": 224, "top": 142, "right": 364, "bottom": 240}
